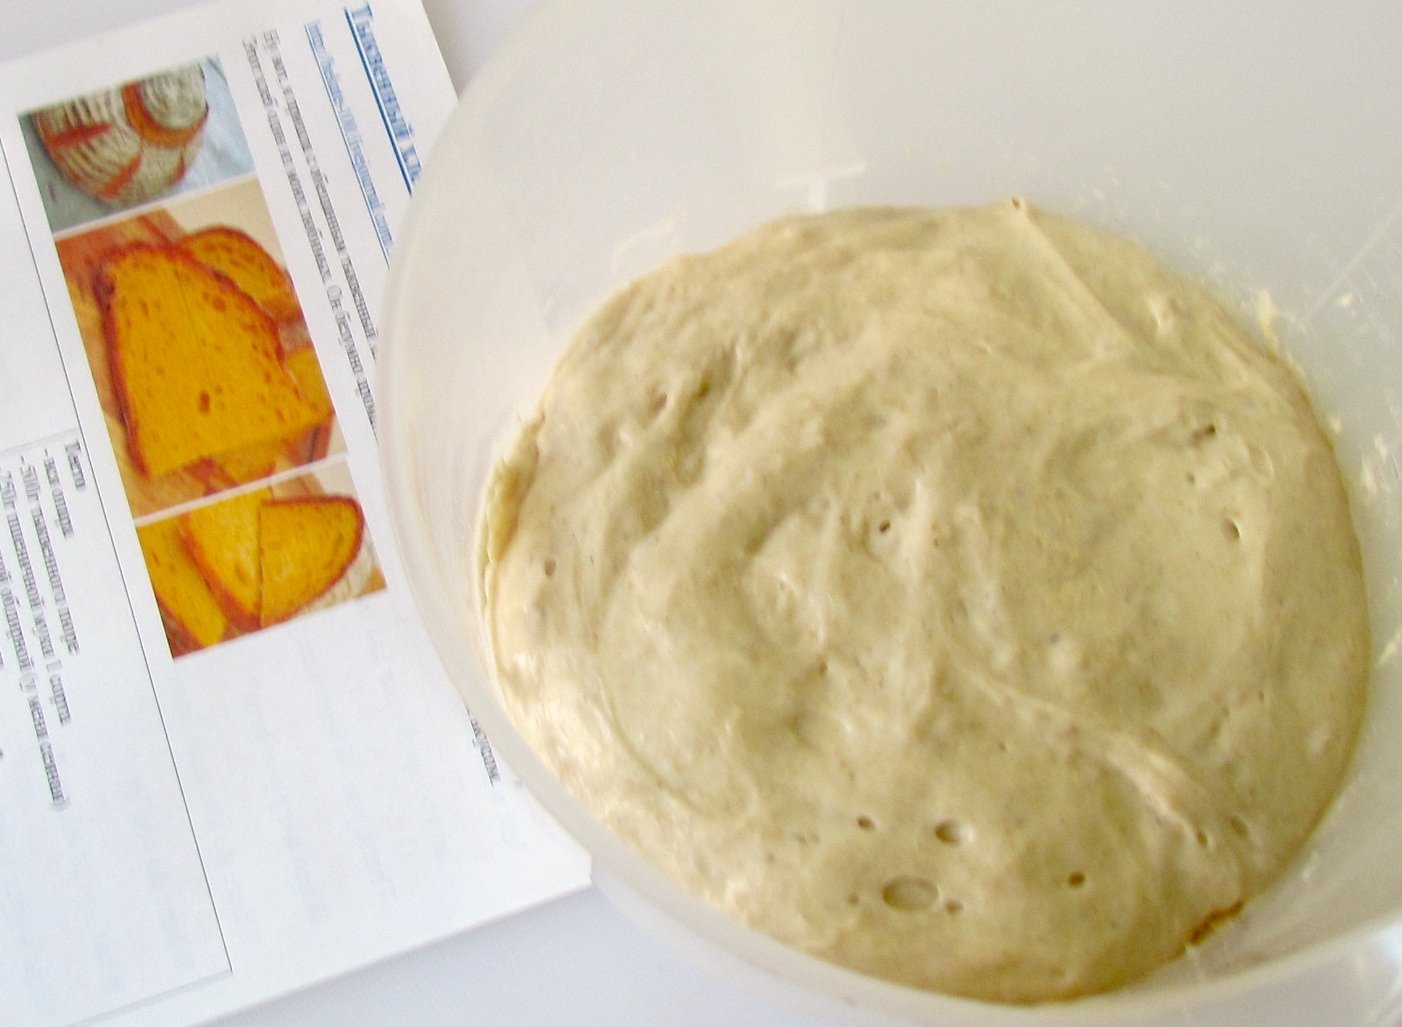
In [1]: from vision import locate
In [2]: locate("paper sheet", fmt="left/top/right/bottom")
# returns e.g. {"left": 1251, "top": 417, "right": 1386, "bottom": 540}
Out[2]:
{"left": 0, "top": 2, "right": 588, "bottom": 1023}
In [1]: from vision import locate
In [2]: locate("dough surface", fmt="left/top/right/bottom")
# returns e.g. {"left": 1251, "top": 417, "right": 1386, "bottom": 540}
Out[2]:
{"left": 479, "top": 200, "right": 1370, "bottom": 1002}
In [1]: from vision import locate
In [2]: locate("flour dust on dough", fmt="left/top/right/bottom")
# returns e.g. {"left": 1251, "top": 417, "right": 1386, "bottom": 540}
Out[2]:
{"left": 478, "top": 200, "right": 1370, "bottom": 1002}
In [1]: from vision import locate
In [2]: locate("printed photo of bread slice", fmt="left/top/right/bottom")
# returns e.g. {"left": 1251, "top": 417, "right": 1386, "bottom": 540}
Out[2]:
{"left": 181, "top": 487, "right": 268, "bottom": 632}
{"left": 32, "top": 62, "right": 208, "bottom": 207}
{"left": 138, "top": 516, "right": 229, "bottom": 653}
{"left": 135, "top": 475, "right": 383, "bottom": 656}
{"left": 55, "top": 177, "right": 344, "bottom": 518}
{"left": 98, "top": 243, "right": 327, "bottom": 479}
{"left": 259, "top": 495, "right": 371, "bottom": 627}
{"left": 203, "top": 347, "right": 338, "bottom": 487}
{"left": 177, "top": 225, "right": 302, "bottom": 322}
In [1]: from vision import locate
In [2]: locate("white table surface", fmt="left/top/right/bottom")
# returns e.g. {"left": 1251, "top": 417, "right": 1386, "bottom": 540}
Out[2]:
{"left": 6, "top": 2, "right": 1402, "bottom": 1024}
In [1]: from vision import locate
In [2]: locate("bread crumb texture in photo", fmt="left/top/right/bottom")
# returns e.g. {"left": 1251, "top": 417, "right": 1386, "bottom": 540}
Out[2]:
{"left": 98, "top": 240, "right": 326, "bottom": 480}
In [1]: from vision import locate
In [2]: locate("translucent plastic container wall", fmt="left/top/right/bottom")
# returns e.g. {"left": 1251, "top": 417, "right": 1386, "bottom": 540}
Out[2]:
{"left": 380, "top": 2, "right": 1402, "bottom": 1021}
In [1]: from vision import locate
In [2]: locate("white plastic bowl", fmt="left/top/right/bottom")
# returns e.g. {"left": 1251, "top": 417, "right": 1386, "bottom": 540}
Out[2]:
{"left": 380, "top": 2, "right": 1402, "bottom": 1021}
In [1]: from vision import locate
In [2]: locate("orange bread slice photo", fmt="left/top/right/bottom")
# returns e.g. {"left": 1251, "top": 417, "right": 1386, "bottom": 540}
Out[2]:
{"left": 205, "top": 346, "right": 337, "bottom": 484}
{"left": 202, "top": 442, "right": 281, "bottom": 489}
{"left": 281, "top": 346, "right": 333, "bottom": 422}
{"left": 181, "top": 487, "right": 268, "bottom": 631}
{"left": 177, "top": 226, "right": 302, "bottom": 322}
{"left": 99, "top": 244, "right": 325, "bottom": 479}
{"left": 259, "top": 495, "right": 368, "bottom": 627}
{"left": 138, "top": 517, "right": 228, "bottom": 651}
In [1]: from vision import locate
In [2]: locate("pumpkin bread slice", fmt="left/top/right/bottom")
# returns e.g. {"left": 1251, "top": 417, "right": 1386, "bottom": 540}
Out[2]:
{"left": 258, "top": 496, "right": 365, "bottom": 627}
{"left": 138, "top": 517, "right": 228, "bottom": 650}
{"left": 99, "top": 244, "right": 323, "bottom": 478}
{"left": 181, "top": 487, "right": 268, "bottom": 631}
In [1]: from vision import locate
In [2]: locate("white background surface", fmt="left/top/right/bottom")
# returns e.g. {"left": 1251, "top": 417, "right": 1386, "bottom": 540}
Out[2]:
{"left": 5, "top": 2, "right": 1402, "bottom": 1024}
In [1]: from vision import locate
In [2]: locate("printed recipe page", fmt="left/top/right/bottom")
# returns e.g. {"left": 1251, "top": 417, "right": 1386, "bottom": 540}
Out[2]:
{"left": 0, "top": 2, "right": 588, "bottom": 1024}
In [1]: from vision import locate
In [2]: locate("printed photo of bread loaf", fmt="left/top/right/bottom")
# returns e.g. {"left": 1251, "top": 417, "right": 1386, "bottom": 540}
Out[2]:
{"left": 24, "top": 57, "right": 254, "bottom": 232}
{"left": 54, "top": 179, "right": 344, "bottom": 520}
{"left": 137, "top": 467, "right": 384, "bottom": 656}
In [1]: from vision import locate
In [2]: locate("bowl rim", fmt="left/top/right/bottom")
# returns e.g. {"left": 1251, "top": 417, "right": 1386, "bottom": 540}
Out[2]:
{"left": 376, "top": 1, "right": 1402, "bottom": 1020}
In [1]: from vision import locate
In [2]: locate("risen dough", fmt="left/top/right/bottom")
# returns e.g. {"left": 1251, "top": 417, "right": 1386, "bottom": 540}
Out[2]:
{"left": 479, "top": 200, "right": 1370, "bottom": 1002}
